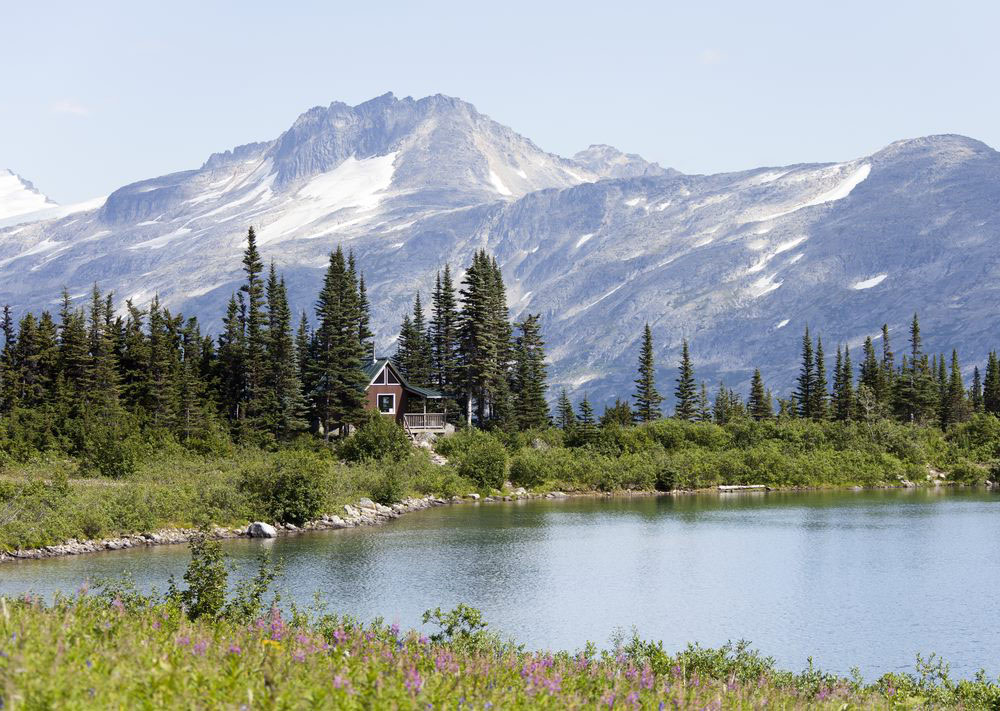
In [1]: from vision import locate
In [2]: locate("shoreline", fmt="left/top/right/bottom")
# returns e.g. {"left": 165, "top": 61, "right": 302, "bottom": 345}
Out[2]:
{"left": 0, "top": 481, "right": 973, "bottom": 565}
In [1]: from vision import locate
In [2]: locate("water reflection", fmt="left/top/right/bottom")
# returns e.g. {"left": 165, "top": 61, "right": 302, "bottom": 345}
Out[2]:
{"left": 1, "top": 489, "right": 998, "bottom": 679}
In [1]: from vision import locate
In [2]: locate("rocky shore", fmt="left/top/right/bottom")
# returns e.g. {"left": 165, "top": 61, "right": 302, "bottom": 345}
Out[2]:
{"left": 0, "top": 487, "right": 580, "bottom": 564}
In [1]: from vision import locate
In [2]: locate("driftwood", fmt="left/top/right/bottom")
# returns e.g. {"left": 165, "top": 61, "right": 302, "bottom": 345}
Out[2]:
{"left": 718, "top": 484, "right": 767, "bottom": 492}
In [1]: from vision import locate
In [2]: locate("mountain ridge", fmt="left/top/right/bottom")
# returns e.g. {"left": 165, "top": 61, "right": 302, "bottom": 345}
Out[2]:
{"left": 1, "top": 95, "right": 998, "bottom": 406}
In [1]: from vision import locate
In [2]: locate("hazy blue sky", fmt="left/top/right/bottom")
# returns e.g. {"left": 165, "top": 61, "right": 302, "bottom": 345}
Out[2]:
{"left": 3, "top": 0, "right": 999, "bottom": 202}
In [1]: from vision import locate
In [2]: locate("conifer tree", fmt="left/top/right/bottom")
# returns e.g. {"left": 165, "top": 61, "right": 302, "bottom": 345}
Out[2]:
{"left": 748, "top": 369, "right": 772, "bottom": 420}
{"left": 600, "top": 399, "right": 633, "bottom": 427}
{"left": 812, "top": 336, "right": 828, "bottom": 420}
{"left": 576, "top": 394, "right": 598, "bottom": 445}
{"left": 458, "top": 251, "right": 498, "bottom": 425}
{"left": 239, "top": 227, "right": 267, "bottom": 423}
{"left": 216, "top": 295, "right": 245, "bottom": 422}
{"left": 984, "top": 351, "right": 1000, "bottom": 415}
{"left": 832, "top": 345, "right": 854, "bottom": 421}
{"left": 430, "top": 265, "right": 460, "bottom": 395}
{"left": 674, "top": 339, "right": 697, "bottom": 421}
{"left": 555, "top": 388, "right": 575, "bottom": 431}
{"left": 971, "top": 366, "right": 983, "bottom": 413}
{"left": 263, "top": 265, "right": 305, "bottom": 439}
{"left": 696, "top": 382, "right": 712, "bottom": 422}
{"left": 794, "top": 326, "right": 815, "bottom": 419}
{"left": 310, "top": 247, "right": 367, "bottom": 439}
{"left": 633, "top": 323, "right": 662, "bottom": 422}
{"left": 512, "top": 314, "right": 548, "bottom": 430}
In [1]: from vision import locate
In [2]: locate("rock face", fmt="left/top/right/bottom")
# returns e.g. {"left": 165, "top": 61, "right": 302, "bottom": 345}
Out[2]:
{"left": 2, "top": 94, "right": 1000, "bottom": 405}
{"left": 247, "top": 522, "right": 278, "bottom": 538}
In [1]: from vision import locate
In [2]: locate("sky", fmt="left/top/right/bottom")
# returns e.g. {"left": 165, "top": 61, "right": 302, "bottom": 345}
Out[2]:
{"left": 2, "top": 0, "right": 999, "bottom": 203}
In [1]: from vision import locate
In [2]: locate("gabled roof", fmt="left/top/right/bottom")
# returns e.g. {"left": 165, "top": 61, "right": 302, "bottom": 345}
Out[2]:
{"left": 363, "top": 358, "right": 444, "bottom": 399}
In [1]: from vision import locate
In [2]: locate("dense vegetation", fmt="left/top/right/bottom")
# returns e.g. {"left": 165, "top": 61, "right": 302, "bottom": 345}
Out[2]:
{"left": 3, "top": 540, "right": 1000, "bottom": 709}
{"left": 3, "top": 224, "right": 1000, "bottom": 554}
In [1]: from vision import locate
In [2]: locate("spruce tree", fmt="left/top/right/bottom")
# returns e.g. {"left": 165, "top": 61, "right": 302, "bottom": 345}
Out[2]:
{"left": 673, "top": 339, "right": 697, "bottom": 421}
{"left": 748, "top": 369, "right": 772, "bottom": 420}
{"left": 984, "top": 351, "right": 1000, "bottom": 415}
{"left": 239, "top": 227, "right": 267, "bottom": 423}
{"left": 310, "top": 247, "right": 367, "bottom": 439}
{"left": 812, "top": 336, "right": 828, "bottom": 420}
{"left": 794, "top": 326, "right": 815, "bottom": 419}
{"left": 600, "top": 399, "right": 633, "bottom": 427}
{"left": 971, "top": 366, "right": 983, "bottom": 413}
{"left": 576, "top": 395, "right": 598, "bottom": 445}
{"left": 696, "top": 382, "right": 712, "bottom": 422}
{"left": 431, "top": 265, "right": 460, "bottom": 395}
{"left": 512, "top": 314, "right": 548, "bottom": 430}
{"left": 632, "top": 323, "right": 662, "bottom": 422}
{"left": 263, "top": 266, "right": 305, "bottom": 439}
{"left": 555, "top": 388, "right": 575, "bottom": 431}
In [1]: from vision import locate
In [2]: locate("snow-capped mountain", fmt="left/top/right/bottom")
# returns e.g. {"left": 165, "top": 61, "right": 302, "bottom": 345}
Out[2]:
{"left": 2, "top": 94, "right": 999, "bottom": 404}
{"left": 0, "top": 169, "right": 57, "bottom": 222}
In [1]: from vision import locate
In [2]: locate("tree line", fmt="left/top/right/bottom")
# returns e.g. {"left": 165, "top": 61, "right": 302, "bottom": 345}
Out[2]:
{"left": 0, "top": 229, "right": 552, "bottom": 459}
{"left": 551, "top": 315, "right": 998, "bottom": 436}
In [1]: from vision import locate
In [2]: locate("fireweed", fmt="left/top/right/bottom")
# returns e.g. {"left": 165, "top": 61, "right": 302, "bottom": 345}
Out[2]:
{"left": 2, "top": 596, "right": 1000, "bottom": 709}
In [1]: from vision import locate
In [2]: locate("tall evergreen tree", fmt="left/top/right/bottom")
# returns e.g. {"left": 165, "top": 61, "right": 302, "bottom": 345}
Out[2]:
{"left": 555, "top": 388, "right": 575, "bottom": 431}
{"left": 511, "top": 314, "right": 548, "bottom": 430}
{"left": 576, "top": 394, "right": 598, "bottom": 445}
{"left": 310, "top": 247, "right": 367, "bottom": 439}
{"left": 239, "top": 227, "right": 267, "bottom": 423}
{"left": 984, "top": 351, "right": 1000, "bottom": 415}
{"left": 832, "top": 345, "right": 854, "bottom": 421}
{"left": 430, "top": 265, "right": 460, "bottom": 395}
{"left": 632, "top": 323, "right": 662, "bottom": 422}
{"left": 812, "top": 336, "right": 828, "bottom": 420}
{"left": 747, "top": 369, "right": 772, "bottom": 420}
{"left": 794, "top": 326, "right": 815, "bottom": 419}
{"left": 263, "top": 265, "right": 305, "bottom": 439}
{"left": 971, "top": 366, "right": 983, "bottom": 413}
{"left": 673, "top": 339, "right": 697, "bottom": 421}
{"left": 696, "top": 382, "right": 712, "bottom": 422}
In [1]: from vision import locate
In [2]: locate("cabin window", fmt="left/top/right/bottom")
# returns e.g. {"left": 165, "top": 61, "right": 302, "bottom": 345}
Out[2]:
{"left": 386, "top": 369, "right": 400, "bottom": 384}
{"left": 375, "top": 368, "right": 387, "bottom": 385}
{"left": 377, "top": 394, "right": 395, "bottom": 414}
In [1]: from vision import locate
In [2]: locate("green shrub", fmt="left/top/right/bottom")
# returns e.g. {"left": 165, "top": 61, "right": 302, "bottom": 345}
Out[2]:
{"left": 337, "top": 412, "right": 412, "bottom": 463}
{"left": 369, "top": 466, "right": 405, "bottom": 505}
{"left": 447, "top": 430, "right": 508, "bottom": 489}
{"left": 239, "top": 450, "right": 326, "bottom": 525}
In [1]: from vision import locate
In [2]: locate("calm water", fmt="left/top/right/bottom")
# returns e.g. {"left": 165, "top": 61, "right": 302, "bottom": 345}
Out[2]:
{"left": 2, "top": 489, "right": 998, "bottom": 679}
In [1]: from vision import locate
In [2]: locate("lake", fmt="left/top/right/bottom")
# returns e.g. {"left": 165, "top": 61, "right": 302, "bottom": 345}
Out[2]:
{"left": 2, "top": 488, "right": 998, "bottom": 679}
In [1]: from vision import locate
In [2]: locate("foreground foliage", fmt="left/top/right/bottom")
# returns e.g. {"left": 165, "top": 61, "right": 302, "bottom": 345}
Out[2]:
{"left": 3, "top": 593, "right": 1000, "bottom": 709}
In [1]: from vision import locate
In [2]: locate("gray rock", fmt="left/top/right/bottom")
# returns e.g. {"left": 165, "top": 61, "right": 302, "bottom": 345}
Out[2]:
{"left": 247, "top": 522, "right": 278, "bottom": 538}
{"left": 358, "top": 498, "right": 376, "bottom": 510}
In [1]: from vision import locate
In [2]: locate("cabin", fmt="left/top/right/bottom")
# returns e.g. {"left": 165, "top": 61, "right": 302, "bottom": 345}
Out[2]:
{"left": 362, "top": 358, "right": 448, "bottom": 435}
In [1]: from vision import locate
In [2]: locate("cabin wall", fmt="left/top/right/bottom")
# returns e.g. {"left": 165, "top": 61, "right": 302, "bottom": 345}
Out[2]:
{"left": 365, "top": 384, "right": 407, "bottom": 425}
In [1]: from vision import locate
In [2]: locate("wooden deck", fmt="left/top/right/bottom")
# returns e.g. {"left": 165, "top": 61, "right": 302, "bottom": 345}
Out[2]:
{"left": 403, "top": 412, "right": 447, "bottom": 432}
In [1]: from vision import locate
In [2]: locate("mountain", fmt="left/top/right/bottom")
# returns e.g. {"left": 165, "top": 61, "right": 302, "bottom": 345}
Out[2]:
{"left": 0, "top": 169, "right": 57, "bottom": 222}
{"left": 2, "top": 94, "right": 999, "bottom": 406}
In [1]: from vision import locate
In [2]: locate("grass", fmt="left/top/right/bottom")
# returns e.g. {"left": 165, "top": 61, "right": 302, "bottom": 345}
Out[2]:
{"left": 2, "top": 593, "right": 999, "bottom": 709}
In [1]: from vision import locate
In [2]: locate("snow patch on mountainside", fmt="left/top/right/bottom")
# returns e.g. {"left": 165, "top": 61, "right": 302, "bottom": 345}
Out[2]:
{"left": 852, "top": 274, "right": 887, "bottom": 290}
{"left": 263, "top": 153, "right": 397, "bottom": 240}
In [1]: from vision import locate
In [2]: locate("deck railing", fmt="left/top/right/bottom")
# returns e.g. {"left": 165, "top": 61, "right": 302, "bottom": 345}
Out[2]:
{"left": 403, "top": 413, "right": 447, "bottom": 430}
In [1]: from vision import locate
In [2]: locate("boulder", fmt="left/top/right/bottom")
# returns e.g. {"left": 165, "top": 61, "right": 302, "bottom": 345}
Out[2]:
{"left": 467, "top": 493, "right": 481, "bottom": 500}
{"left": 358, "top": 498, "right": 377, "bottom": 510}
{"left": 247, "top": 522, "right": 278, "bottom": 538}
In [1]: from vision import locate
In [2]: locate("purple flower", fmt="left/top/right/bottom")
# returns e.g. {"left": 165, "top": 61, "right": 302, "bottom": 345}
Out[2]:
{"left": 176, "top": 635, "right": 191, "bottom": 647}
{"left": 228, "top": 643, "right": 242, "bottom": 656}
{"left": 192, "top": 640, "right": 208, "bottom": 656}
{"left": 405, "top": 666, "right": 424, "bottom": 695}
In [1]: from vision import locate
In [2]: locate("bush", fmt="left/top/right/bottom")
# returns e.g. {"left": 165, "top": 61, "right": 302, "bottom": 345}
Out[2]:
{"left": 369, "top": 466, "right": 405, "bottom": 505}
{"left": 445, "top": 430, "right": 509, "bottom": 489}
{"left": 338, "top": 413, "right": 412, "bottom": 463}
{"left": 240, "top": 450, "right": 326, "bottom": 525}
